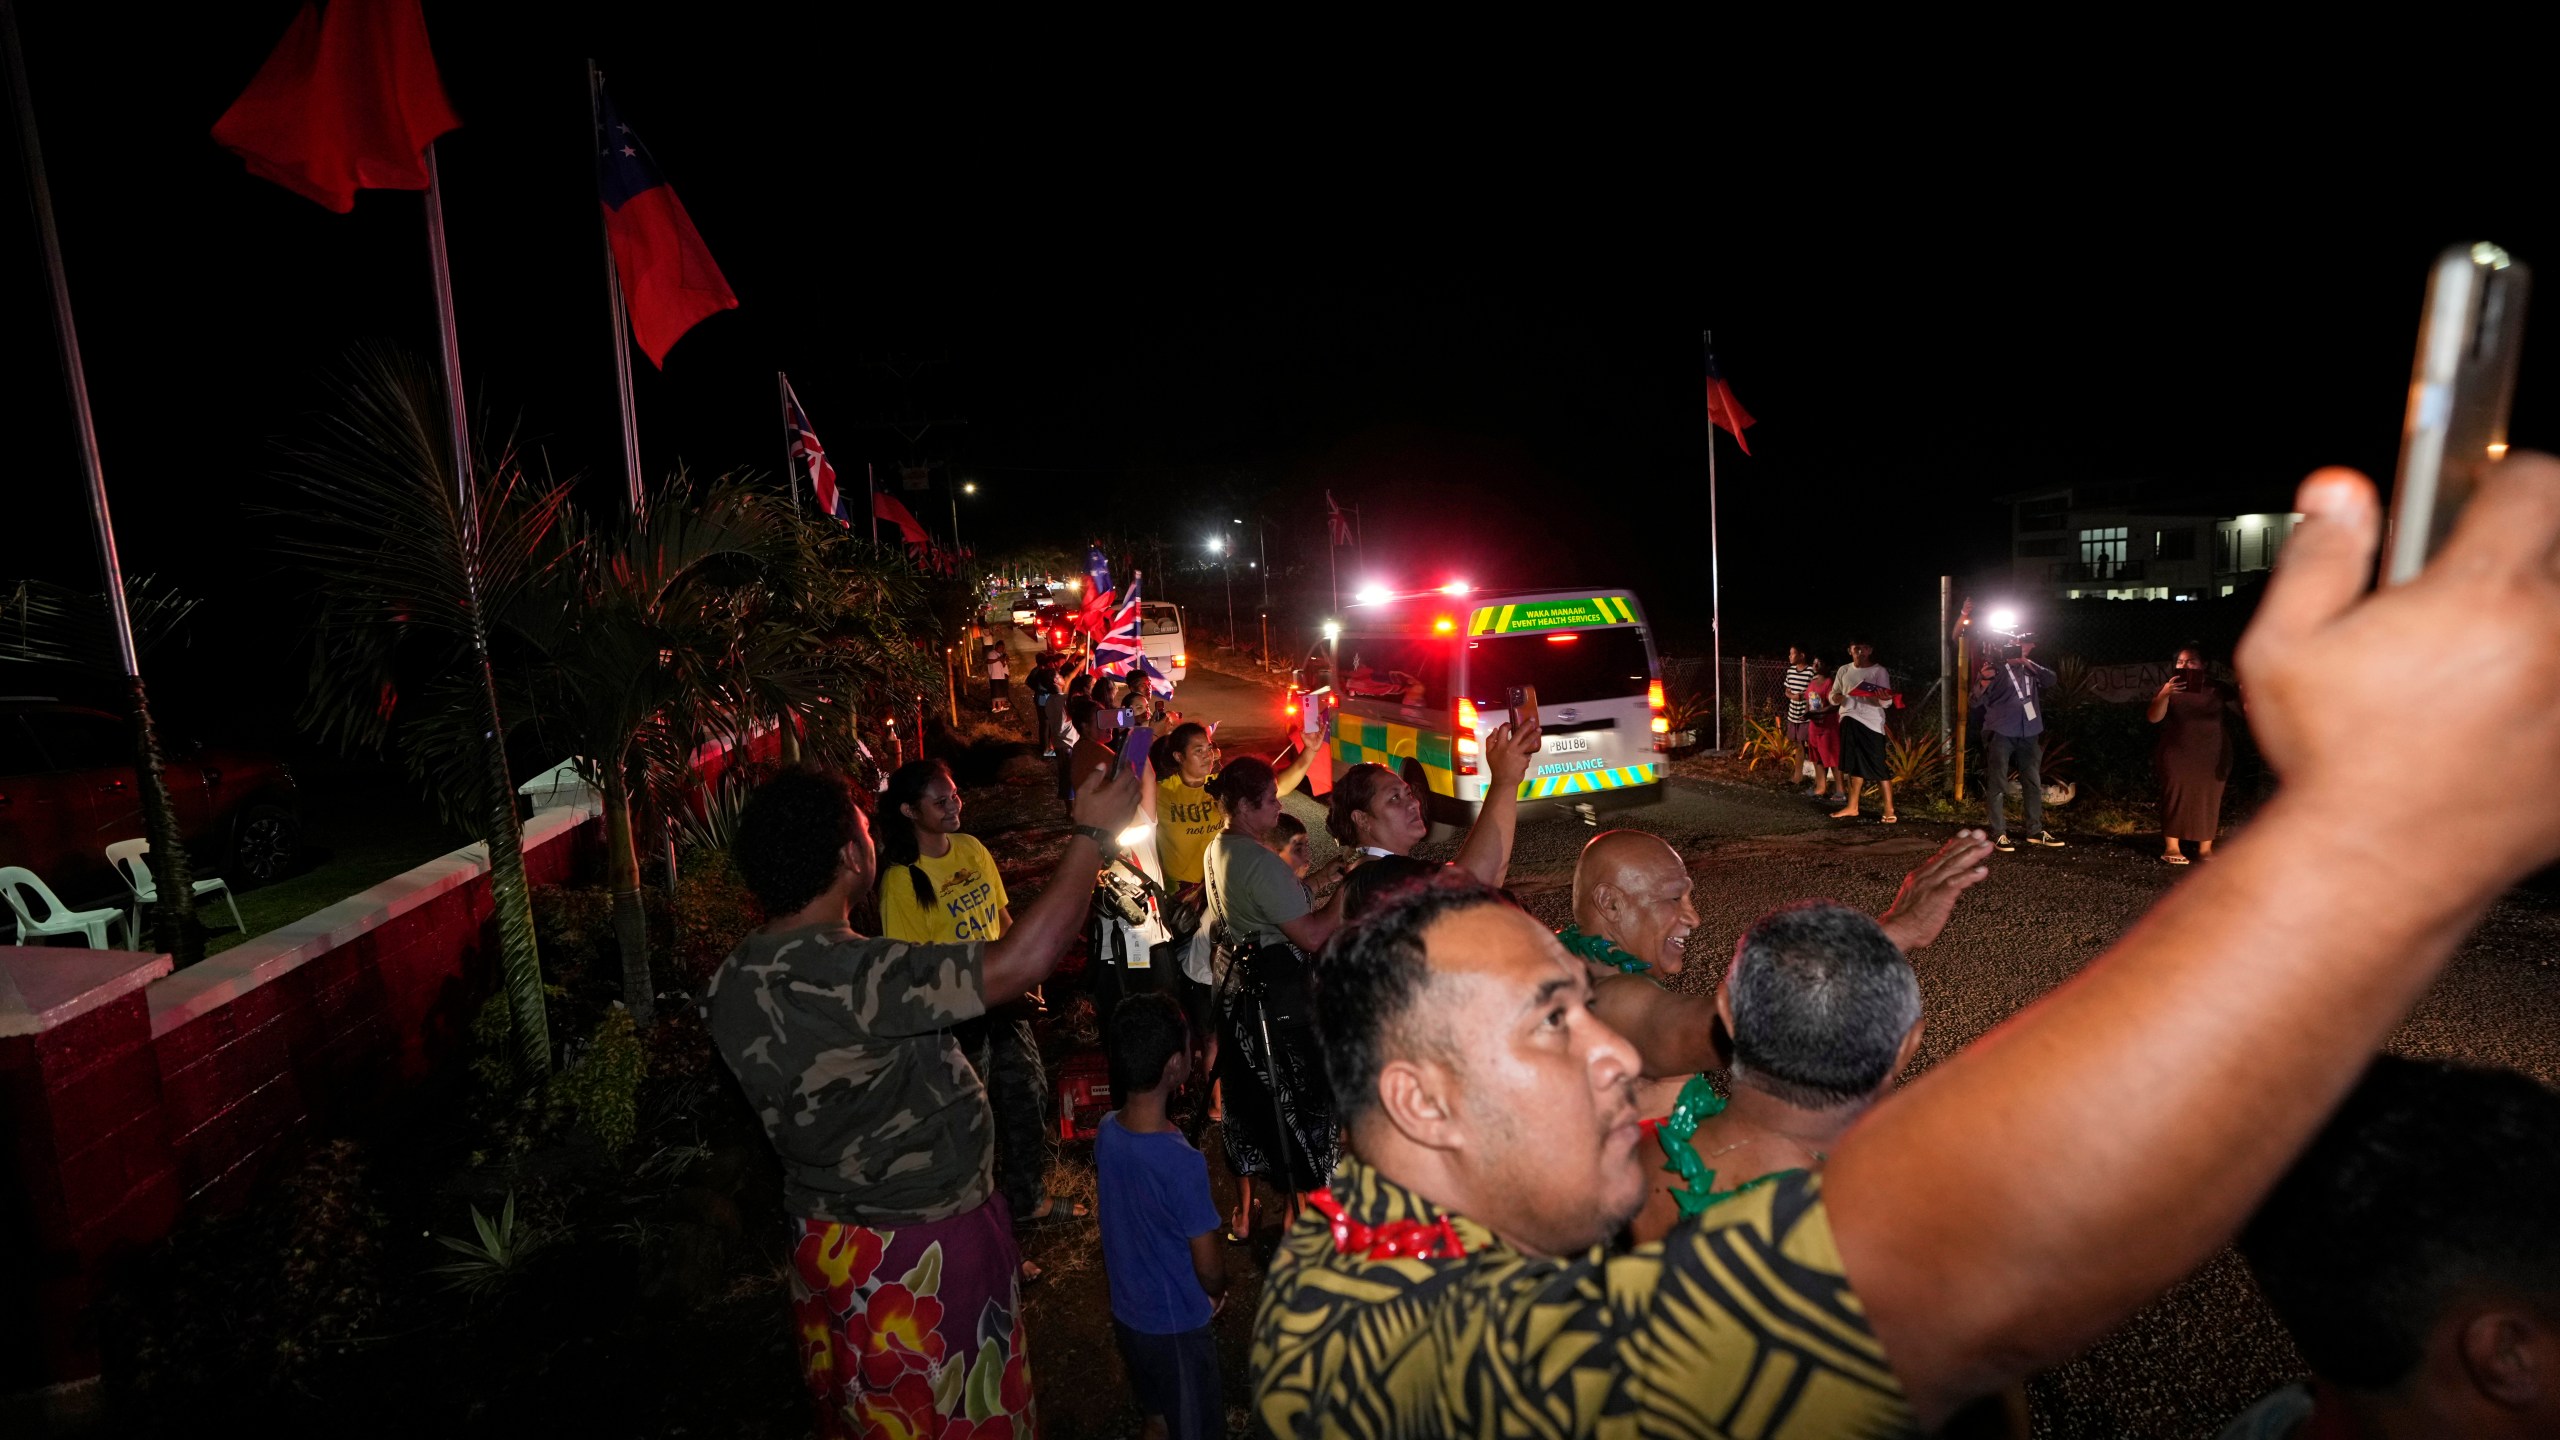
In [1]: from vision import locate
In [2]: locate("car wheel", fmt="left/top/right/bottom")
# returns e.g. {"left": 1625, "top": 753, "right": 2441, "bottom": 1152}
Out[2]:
{"left": 228, "top": 802, "right": 302, "bottom": 889}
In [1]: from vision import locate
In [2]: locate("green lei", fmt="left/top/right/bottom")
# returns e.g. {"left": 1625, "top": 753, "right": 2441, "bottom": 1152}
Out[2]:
{"left": 1653, "top": 1073, "right": 1789, "bottom": 1217}
{"left": 1556, "top": 924, "right": 1650, "bottom": 974}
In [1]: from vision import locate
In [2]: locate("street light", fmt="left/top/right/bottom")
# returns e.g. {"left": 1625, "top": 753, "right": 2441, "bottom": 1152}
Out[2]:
{"left": 1354, "top": 583, "right": 1388, "bottom": 606}
{"left": 1210, "top": 537, "right": 1235, "bottom": 644}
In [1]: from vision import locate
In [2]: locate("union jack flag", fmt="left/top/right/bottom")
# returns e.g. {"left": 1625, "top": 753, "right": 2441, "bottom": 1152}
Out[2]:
{"left": 1096, "top": 572, "right": 1145, "bottom": 675}
{"left": 1326, "top": 490, "right": 1354, "bottom": 546}
{"left": 1139, "top": 653, "right": 1175, "bottom": 698}
{"left": 781, "top": 376, "right": 847, "bottom": 522}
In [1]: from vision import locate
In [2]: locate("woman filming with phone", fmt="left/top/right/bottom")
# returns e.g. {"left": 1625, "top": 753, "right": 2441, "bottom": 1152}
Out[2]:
{"left": 2147, "top": 645, "right": 2243, "bottom": 865}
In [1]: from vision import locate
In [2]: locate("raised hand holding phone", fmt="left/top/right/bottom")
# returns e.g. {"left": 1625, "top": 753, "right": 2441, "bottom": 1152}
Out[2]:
{"left": 2386, "top": 242, "right": 2531, "bottom": 584}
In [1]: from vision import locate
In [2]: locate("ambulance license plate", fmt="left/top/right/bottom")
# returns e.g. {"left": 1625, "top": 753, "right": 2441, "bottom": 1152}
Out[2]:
{"left": 1546, "top": 736, "right": 1591, "bottom": 754}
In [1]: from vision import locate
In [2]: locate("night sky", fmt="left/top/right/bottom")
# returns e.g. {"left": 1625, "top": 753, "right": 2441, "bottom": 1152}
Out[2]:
{"left": 5, "top": 6, "right": 2554, "bottom": 747}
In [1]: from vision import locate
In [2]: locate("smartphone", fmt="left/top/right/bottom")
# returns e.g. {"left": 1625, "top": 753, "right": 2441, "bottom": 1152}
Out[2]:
{"left": 1506, "top": 683, "right": 1539, "bottom": 731}
{"left": 2385, "top": 242, "right": 2531, "bottom": 584}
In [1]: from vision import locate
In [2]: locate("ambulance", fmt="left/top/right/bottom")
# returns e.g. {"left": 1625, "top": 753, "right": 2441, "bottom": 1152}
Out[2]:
{"left": 1288, "top": 587, "right": 1668, "bottom": 824}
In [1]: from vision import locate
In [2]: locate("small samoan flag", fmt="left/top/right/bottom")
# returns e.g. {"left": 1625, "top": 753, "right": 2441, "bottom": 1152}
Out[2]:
{"left": 780, "top": 377, "right": 846, "bottom": 522}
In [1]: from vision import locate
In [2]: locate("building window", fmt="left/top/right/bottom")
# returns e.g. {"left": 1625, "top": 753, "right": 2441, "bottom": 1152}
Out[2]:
{"left": 2080, "top": 526, "right": 2129, "bottom": 578}
{"left": 2221, "top": 584, "right": 2236, "bottom": 597}
{"left": 2154, "top": 527, "right": 2197, "bottom": 561}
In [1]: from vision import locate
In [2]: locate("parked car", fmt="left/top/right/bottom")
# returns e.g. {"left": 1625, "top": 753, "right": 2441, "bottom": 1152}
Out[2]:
{"left": 0, "top": 696, "right": 302, "bottom": 904}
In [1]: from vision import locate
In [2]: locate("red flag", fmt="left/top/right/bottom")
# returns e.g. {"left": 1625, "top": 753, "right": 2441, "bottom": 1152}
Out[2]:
{"left": 871, "top": 489, "right": 929, "bottom": 547}
{"left": 1703, "top": 349, "right": 1755, "bottom": 456}
{"left": 594, "top": 85, "right": 738, "bottom": 367}
{"left": 212, "top": 0, "right": 460, "bottom": 214}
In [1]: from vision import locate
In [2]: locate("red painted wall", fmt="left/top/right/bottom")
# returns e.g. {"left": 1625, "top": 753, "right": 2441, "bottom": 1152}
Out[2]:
{"left": 0, "top": 811, "right": 601, "bottom": 1393}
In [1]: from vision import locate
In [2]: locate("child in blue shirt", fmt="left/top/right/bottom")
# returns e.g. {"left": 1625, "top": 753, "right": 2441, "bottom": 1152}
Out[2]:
{"left": 1096, "top": 993, "right": 1227, "bottom": 1440}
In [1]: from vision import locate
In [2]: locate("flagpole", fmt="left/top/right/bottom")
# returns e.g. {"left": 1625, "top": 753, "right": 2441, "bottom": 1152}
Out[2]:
{"left": 867, "top": 463, "right": 879, "bottom": 547}
{"left": 1704, "top": 329, "right": 1723, "bottom": 755}
{"left": 588, "top": 60, "right": 643, "bottom": 516}
{"left": 777, "top": 371, "right": 800, "bottom": 514}
{"left": 6, "top": 0, "right": 202, "bottom": 960}
{"left": 424, "top": 146, "right": 473, "bottom": 518}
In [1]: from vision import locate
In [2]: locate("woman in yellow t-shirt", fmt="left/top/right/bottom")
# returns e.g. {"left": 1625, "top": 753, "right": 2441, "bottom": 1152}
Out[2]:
{"left": 876, "top": 761, "right": 1084, "bottom": 1242}
{"left": 878, "top": 761, "right": 1009, "bottom": 944}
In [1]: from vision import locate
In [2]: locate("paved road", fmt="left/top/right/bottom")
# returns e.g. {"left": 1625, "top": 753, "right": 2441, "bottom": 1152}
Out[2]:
{"left": 1164, "top": 658, "right": 2560, "bottom": 1438}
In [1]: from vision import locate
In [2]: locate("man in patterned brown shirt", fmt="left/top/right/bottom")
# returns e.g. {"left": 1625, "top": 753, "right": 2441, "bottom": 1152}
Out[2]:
{"left": 1258, "top": 457, "right": 2560, "bottom": 1434}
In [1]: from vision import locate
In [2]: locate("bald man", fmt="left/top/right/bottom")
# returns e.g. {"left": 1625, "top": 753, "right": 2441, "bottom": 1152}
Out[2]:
{"left": 1561, "top": 826, "right": 1992, "bottom": 1083}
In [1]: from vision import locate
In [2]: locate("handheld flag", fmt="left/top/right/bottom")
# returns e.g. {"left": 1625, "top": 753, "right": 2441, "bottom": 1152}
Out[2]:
{"left": 1326, "top": 491, "right": 1354, "bottom": 546}
{"left": 872, "top": 489, "right": 929, "bottom": 547}
{"left": 594, "top": 84, "right": 737, "bottom": 367}
{"left": 1080, "top": 546, "right": 1117, "bottom": 636}
{"left": 780, "top": 378, "right": 846, "bottom": 522}
{"left": 1139, "top": 653, "right": 1176, "bottom": 698}
{"left": 212, "top": 0, "right": 459, "bottom": 214}
{"left": 1704, "top": 348, "right": 1755, "bottom": 456}
{"left": 1096, "top": 574, "right": 1145, "bottom": 675}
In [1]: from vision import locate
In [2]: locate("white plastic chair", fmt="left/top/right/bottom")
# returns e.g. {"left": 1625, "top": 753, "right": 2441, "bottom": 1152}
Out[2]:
{"left": 104, "top": 839, "right": 244, "bottom": 940}
{"left": 0, "top": 865, "right": 128, "bottom": 948}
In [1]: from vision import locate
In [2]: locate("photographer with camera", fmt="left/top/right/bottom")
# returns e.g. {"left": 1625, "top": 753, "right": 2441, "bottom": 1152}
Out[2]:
{"left": 1972, "top": 635, "right": 2065, "bottom": 852}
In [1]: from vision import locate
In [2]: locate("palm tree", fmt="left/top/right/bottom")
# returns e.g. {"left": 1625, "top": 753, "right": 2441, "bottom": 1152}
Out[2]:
{"left": 275, "top": 351, "right": 560, "bottom": 1080}
{"left": 510, "top": 472, "right": 804, "bottom": 1025}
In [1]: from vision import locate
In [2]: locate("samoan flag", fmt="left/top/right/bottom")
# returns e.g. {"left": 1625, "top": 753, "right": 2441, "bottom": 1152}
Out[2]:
{"left": 596, "top": 83, "right": 737, "bottom": 368}
{"left": 780, "top": 377, "right": 847, "bottom": 522}
{"left": 1096, "top": 573, "right": 1145, "bottom": 675}
{"left": 1079, "top": 544, "right": 1117, "bottom": 637}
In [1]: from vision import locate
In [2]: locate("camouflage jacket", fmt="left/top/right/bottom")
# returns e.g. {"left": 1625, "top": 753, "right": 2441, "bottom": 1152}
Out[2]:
{"left": 704, "top": 922, "right": 992, "bottom": 1224}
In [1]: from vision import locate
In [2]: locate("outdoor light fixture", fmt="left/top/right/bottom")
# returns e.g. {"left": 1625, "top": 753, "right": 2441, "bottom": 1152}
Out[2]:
{"left": 1321, "top": 620, "right": 1341, "bottom": 640}
{"left": 962, "top": 482, "right": 977, "bottom": 495}
{"left": 1354, "top": 584, "right": 1388, "bottom": 605}
{"left": 1208, "top": 537, "right": 1225, "bottom": 554}
{"left": 1988, "top": 608, "right": 2020, "bottom": 634}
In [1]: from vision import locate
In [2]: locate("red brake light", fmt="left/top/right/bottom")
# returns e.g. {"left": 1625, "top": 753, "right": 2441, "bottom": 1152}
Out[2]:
{"left": 1547, "top": 632, "right": 1578, "bottom": 643}
{"left": 1648, "top": 679, "right": 1666, "bottom": 710}
{"left": 1175, "top": 652, "right": 1188, "bottom": 667}
{"left": 1285, "top": 701, "right": 1300, "bottom": 716}
{"left": 1455, "top": 697, "right": 1481, "bottom": 774}
{"left": 1433, "top": 616, "right": 1455, "bottom": 634}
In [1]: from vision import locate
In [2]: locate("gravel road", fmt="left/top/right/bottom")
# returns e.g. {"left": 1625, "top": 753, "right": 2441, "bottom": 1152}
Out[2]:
{"left": 1158, "top": 659, "right": 2560, "bottom": 1438}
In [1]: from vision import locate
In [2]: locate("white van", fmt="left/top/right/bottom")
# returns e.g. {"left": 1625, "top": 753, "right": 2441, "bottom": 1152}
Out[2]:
{"left": 1140, "top": 602, "right": 1187, "bottom": 688}
{"left": 1290, "top": 588, "right": 1666, "bottom": 822}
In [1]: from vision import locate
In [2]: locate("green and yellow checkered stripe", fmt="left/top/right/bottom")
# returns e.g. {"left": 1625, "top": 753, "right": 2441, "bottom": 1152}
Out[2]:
{"left": 1334, "top": 711, "right": 1663, "bottom": 803}
{"left": 1332, "top": 714, "right": 1458, "bottom": 797}
{"left": 1519, "top": 762, "right": 1661, "bottom": 799}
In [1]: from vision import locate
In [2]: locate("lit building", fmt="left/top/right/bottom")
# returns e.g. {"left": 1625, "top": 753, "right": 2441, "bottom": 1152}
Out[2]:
{"left": 2005, "top": 483, "right": 2302, "bottom": 602}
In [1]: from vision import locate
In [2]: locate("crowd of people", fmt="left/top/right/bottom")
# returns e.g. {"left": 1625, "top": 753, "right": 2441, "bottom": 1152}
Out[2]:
{"left": 700, "top": 458, "right": 2560, "bottom": 1439}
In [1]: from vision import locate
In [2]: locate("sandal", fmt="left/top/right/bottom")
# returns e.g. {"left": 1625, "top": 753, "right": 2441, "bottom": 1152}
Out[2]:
{"left": 1018, "top": 1196, "right": 1088, "bottom": 1227}
{"left": 1880, "top": 814, "right": 1900, "bottom": 825}
{"left": 2163, "top": 852, "right": 2190, "bottom": 866}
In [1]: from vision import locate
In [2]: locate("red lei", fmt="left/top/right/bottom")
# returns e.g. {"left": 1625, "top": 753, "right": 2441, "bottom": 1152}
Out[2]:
{"left": 1305, "top": 1188, "right": 1469, "bottom": 1260}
